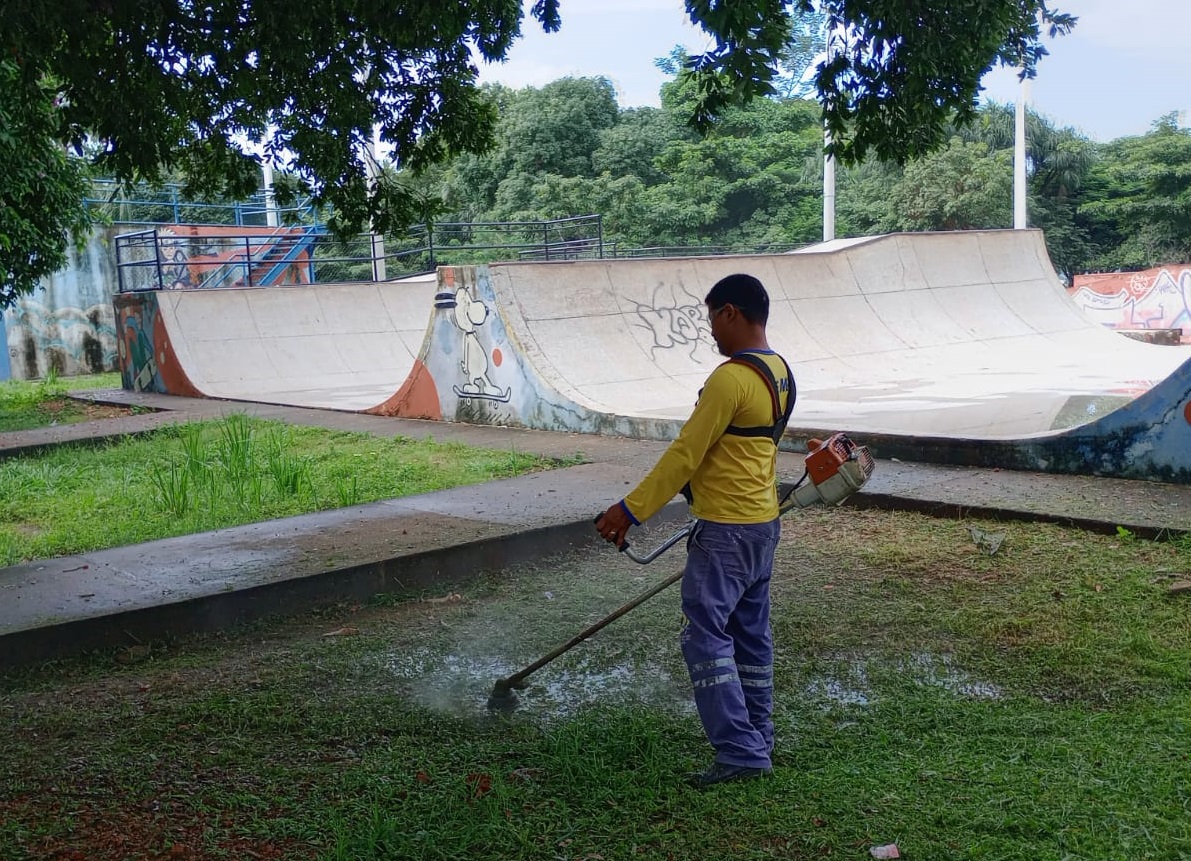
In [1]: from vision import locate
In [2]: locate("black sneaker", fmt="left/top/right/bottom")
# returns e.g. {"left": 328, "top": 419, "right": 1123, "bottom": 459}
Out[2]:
{"left": 686, "top": 762, "right": 772, "bottom": 789}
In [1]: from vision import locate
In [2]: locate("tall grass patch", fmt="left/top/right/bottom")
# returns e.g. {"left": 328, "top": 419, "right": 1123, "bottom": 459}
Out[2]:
{"left": 0, "top": 413, "right": 576, "bottom": 565}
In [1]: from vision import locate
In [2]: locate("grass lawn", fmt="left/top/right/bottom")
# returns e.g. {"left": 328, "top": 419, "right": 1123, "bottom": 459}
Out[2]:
{"left": 0, "top": 372, "right": 131, "bottom": 432}
{"left": 0, "top": 412, "right": 579, "bottom": 566}
{"left": 2, "top": 508, "right": 1188, "bottom": 860}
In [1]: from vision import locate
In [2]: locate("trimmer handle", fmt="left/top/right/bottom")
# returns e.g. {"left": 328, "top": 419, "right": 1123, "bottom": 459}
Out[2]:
{"left": 593, "top": 514, "right": 630, "bottom": 552}
{"left": 594, "top": 514, "right": 695, "bottom": 564}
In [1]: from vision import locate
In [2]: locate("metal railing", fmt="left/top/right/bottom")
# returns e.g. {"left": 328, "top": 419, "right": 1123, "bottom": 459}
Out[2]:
{"left": 611, "top": 242, "right": 808, "bottom": 258}
{"left": 86, "top": 179, "right": 321, "bottom": 228}
{"left": 115, "top": 227, "right": 324, "bottom": 293}
{"left": 114, "top": 215, "right": 609, "bottom": 291}
{"left": 113, "top": 212, "right": 808, "bottom": 293}
{"left": 399, "top": 215, "right": 605, "bottom": 264}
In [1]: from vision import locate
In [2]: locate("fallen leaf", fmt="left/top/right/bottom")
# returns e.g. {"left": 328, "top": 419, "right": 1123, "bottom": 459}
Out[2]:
{"left": 465, "top": 772, "right": 493, "bottom": 798}
{"left": 416, "top": 771, "right": 431, "bottom": 784}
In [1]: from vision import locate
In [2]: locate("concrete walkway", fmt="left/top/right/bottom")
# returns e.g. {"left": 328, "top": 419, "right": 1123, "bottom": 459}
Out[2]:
{"left": 3, "top": 390, "right": 1191, "bottom": 669}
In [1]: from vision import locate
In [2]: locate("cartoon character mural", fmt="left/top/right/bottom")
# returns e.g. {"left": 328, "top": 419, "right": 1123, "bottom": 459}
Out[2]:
{"left": 440, "top": 280, "right": 512, "bottom": 403}
{"left": 157, "top": 228, "right": 200, "bottom": 290}
{"left": 1069, "top": 265, "right": 1191, "bottom": 343}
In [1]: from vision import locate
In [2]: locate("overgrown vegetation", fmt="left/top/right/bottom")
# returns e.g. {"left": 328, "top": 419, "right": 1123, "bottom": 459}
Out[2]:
{"left": 0, "top": 372, "right": 129, "bottom": 432}
{"left": 0, "top": 413, "right": 577, "bottom": 565}
{"left": 2, "top": 509, "right": 1188, "bottom": 860}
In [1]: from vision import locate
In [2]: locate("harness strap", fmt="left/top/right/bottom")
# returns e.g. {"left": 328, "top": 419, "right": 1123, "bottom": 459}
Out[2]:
{"left": 679, "top": 353, "right": 795, "bottom": 508}
{"left": 723, "top": 353, "right": 796, "bottom": 446}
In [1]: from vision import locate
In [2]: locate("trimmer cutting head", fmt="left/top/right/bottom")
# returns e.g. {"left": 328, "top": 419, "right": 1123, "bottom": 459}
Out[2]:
{"left": 486, "top": 679, "right": 520, "bottom": 712}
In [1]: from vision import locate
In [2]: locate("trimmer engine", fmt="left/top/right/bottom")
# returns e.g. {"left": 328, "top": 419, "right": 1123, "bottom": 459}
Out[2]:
{"left": 781, "top": 432, "right": 876, "bottom": 511}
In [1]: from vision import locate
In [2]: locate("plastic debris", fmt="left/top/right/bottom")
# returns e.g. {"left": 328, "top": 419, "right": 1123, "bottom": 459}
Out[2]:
{"left": 968, "top": 525, "right": 1005, "bottom": 555}
{"left": 870, "top": 844, "right": 901, "bottom": 859}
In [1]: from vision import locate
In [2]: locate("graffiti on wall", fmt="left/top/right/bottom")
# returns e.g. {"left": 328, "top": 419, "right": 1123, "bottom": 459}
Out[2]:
{"left": 633, "top": 284, "right": 716, "bottom": 360}
{"left": 5, "top": 300, "right": 118, "bottom": 379}
{"left": 113, "top": 293, "right": 202, "bottom": 397}
{"left": 3, "top": 227, "right": 121, "bottom": 380}
{"left": 155, "top": 226, "right": 315, "bottom": 290}
{"left": 1069, "top": 266, "right": 1191, "bottom": 343}
{"left": 157, "top": 228, "right": 200, "bottom": 290}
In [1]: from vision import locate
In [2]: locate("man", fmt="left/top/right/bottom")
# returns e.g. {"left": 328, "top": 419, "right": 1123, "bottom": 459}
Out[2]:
{"left": 596, "top": 273, "right": 795, "bottom": 789}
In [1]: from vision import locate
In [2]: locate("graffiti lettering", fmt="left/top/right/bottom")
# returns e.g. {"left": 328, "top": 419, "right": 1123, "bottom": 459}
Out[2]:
{"left": 634, "top": 285, "right": 716, "bottom": 360}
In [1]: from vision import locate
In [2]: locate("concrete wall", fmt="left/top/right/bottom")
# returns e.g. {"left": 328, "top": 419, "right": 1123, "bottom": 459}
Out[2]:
{"left": 2, "top": 227, "right": 122, "bottom": 380}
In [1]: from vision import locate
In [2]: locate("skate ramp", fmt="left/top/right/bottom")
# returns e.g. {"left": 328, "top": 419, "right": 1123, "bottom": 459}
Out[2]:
{"left": 117, "top": 228, "right": 1191, "bottom": 482}
{"left": 418, "top": 229, "right": 1191, "bottom": 482}
{"left": 479, "top": 230, "right": 1189, "bottom": 437}
{"left": 153, "top": 275, "right": 436, "bottom": 411}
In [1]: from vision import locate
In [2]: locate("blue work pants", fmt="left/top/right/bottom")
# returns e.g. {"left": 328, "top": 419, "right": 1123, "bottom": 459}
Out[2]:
{"left": 680, "top": 518, "right": 781, "bottom": 769}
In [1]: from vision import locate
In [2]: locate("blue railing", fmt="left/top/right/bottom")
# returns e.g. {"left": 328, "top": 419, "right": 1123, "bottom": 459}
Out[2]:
{"left": 85, "top": 180, "right": 321, "bottom": 229}
{"left": 114, "top": 215, "right": 608, "bottom": 291}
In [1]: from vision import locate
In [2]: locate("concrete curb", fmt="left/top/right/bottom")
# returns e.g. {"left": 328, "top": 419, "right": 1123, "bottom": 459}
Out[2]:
{"left": 0, "top": 518, "right": 600, "bottom": 669}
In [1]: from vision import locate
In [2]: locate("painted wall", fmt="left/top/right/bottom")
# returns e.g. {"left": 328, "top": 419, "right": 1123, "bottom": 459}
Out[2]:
{"left": 113, "top": 291, "right": 202, "bottom": 397}
{"left": 2, "top": 223, "right": 313, "bottom": 381}
{"left": 0, "top": 319, "right": 10, "bottom": 381}
{"left": 1068, "top": 265, "right": 1191, "bottom": 343}
{"left": 151, "top": 224, "right": 313, "bottom": 291}
{"left": 2, "top": 227, "right": 122, "bottom": 380}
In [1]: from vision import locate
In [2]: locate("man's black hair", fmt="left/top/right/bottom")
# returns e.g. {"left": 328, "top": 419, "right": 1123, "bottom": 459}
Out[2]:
{"left": 705, "top": 273, "right": 769, "bottom": 325}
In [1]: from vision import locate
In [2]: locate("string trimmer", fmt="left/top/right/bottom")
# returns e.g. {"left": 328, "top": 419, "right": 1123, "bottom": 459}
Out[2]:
{"left": 486, "top": 433, "right": 875, "bottom": 711}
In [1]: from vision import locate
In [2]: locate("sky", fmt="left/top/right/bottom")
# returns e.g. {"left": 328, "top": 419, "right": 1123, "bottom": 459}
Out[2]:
{"left": 475, "top": 0, "right": 1191, "bottom": 143}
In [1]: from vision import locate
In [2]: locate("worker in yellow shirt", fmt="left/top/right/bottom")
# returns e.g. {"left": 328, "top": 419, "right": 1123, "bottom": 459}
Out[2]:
{"left": 596, "top": 273, "right": 795, "bottom": 789}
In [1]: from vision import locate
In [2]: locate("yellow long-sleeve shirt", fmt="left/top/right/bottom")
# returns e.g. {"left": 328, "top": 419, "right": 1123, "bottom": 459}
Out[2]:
{"left": 622, "top": 351, "right": 793, "bottom": 525}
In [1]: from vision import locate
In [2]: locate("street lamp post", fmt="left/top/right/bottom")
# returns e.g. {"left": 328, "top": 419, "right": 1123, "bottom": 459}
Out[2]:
{"left": 1014, "top": 73, "right": 1030, "bottom": 230}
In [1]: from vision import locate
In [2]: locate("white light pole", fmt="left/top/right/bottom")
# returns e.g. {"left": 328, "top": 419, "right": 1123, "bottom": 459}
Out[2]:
{"left": 261, "top": 161, "right": 279, "bottom": 228}
{"left": 365, "top": 130, "right": 387, "bottom": 282}
{"left": 823, "top": 128, "right": 836, "bottom": 242}
{"left": 1013, "top": 73, "right": 1030, "bottom": 229}
{"left": 822, "top": 19, "right": 837, "bottom": 242}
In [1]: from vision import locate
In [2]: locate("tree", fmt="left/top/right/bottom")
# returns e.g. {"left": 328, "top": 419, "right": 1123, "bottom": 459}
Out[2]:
{"left": 1, "top": 0, "right": 550, "bottom": 239}
{"left": 683, "top": 0, "right": 1074, "bottom": 165}
{"left": 1079, "top": 117, "right": 1191, "bottom": 270}
{"left": 886, "top": 138, "right": 1012, "bottom": 232}
{"left": 0, "top": 61, "right": 92, "bottom": 310}
{"left": 957, "top": 102, "right": 1094, "bottom": 278}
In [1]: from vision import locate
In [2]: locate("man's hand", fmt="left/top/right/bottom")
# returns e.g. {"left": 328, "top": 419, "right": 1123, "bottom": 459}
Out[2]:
{"left": 595, "top": 502, "right": 633, "bottom": 549}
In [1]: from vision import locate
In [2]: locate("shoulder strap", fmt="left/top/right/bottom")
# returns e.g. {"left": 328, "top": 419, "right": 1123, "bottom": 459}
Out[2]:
{"left": 723, "top": 353, "right": 796, "bottom": 445}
